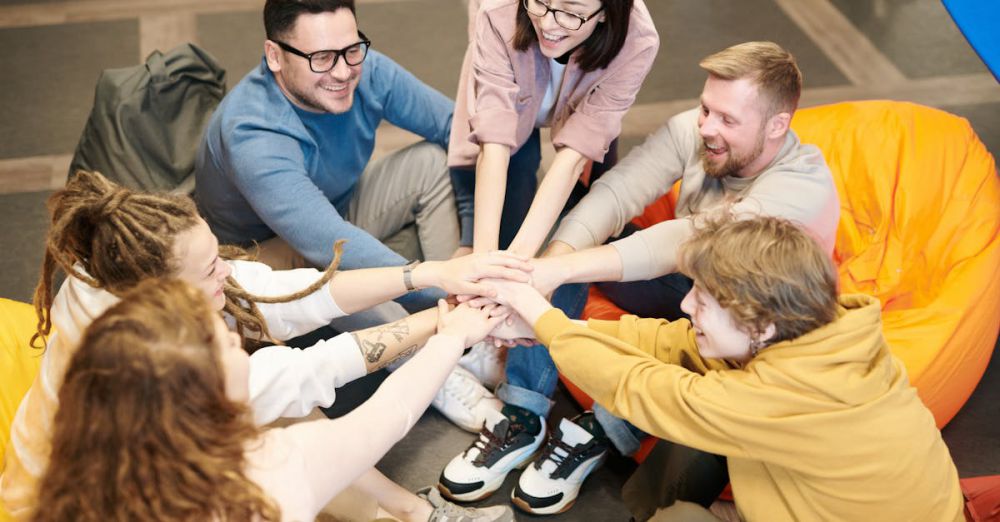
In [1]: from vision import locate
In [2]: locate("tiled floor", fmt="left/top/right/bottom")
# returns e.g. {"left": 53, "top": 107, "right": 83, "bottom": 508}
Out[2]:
{"left": 0, "top": 1, "right": 998, "bottom": 520}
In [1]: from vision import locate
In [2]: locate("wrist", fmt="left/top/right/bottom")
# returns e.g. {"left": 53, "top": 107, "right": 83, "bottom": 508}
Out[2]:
{"left": 433, "top": 330, "right": 467, "bottom": 348}
{"left": 409, "top": 260, "right": 439, "bottom": 290}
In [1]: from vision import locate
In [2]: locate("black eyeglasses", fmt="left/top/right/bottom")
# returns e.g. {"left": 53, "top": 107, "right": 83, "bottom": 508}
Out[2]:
{"left": 523, "top": 0, "right": 604, "bottom": 31}
{"left": 273, "top": 32, "right": 372, "bottom": 73}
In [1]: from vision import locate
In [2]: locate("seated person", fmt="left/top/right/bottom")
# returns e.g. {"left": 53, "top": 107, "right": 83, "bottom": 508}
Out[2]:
{"left": 483, "top": 216, "right": 964, "bottom": 522}
{"left": 195, "top": 0, "right": 462, "bottom": 323}
{"left": 30, "top": 279, "right": 514, "bottom": 522}
{"left": 439, "top": 41, "right": 840, "bottom": 514}
{"left": 0, "top": 170, "right": 525, "bottom": 522}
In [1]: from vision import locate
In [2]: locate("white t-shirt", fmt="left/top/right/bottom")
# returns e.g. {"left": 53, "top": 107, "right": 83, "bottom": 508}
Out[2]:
{"left": 535, "top": 58, "right": 567, "bottom": 128}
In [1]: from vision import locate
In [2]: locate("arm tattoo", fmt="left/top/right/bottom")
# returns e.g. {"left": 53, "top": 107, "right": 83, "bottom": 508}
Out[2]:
{"left": 384, "top": 344, "right": 420, "bottom": 369}
{"left": 370, "top": 319, "right": 410, "bottom": 343}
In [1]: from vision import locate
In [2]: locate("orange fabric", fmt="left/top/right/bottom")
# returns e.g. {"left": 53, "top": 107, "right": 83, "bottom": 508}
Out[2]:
{"left": 961, "top": 475, "right": 1000, "bottom": 522}
{"left": 565, "top": 101, "right": 1000, "bottom": 437}
{"left": 791, "top": 101, "right": 1000, "bottom": 427}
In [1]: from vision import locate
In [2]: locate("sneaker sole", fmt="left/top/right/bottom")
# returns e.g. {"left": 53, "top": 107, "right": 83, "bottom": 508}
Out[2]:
{"left": 511, "top": 491, "right": 577, "bottom": 515}
{"left": 438, "top": 470, "right": 509, "bottom": 503}
{"left": 510, "top": 451, "right": 607, "bottom": 515}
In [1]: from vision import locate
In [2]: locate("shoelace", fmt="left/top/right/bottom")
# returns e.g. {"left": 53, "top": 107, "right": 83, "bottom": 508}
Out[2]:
{"left": 468, "top": 426, "right": 505, "bottom": 466}
{"left": 536, "top": 434, "right": 578, "bottom": 472}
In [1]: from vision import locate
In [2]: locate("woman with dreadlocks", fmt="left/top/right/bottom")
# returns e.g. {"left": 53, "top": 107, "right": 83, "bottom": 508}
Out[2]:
{"left": 32, "top": 279, "right": 510, "bottom": 522}
{"left": 1, "top": 170, "right": 525, "bottom": 522}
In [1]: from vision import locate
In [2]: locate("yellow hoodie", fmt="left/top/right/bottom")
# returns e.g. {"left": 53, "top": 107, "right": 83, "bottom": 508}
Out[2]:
{"left": 535, "top": 294, "right": 964, "bottom": 522}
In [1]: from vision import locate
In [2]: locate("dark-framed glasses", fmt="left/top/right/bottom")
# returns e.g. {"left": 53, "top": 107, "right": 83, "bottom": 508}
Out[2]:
{"left": 523, "top": 0, "right": 604, "bottom": 31}
{"left": 273, "top": 31, "right": 372, "bottom": 73}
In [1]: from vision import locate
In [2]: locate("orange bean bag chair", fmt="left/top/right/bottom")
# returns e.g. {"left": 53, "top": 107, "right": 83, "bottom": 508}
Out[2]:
{"left": 563, "top": 101, "right": 1000, "bottom": 452}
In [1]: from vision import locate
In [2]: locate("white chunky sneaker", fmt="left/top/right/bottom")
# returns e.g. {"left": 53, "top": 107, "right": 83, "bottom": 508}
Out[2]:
{"left": 433, "top": 365, "right": 502, "bottom": 432}
{"left": 511, "top": 415, "right": 609, "bottom": 515}
{"left": 416, "top": 486, "right": 515, "bottom": 522}
{"left": 438, "top": 408, "right": 546, "bottom": 502}
{"left": 458, "top": 341, "right": 506, "bottom": 389}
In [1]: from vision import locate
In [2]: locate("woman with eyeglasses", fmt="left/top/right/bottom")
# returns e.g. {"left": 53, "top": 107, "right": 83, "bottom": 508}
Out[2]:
{"left": 448, "top": 0, "right": 657, "bottom": 257}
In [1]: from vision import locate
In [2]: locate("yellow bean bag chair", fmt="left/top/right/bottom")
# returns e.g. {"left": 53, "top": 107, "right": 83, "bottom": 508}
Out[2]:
{"left": 574, "top": 100, "right": 1000, "bottom": 430}
{"left": 0, "top": 298, "right": 42, "bottom": 522}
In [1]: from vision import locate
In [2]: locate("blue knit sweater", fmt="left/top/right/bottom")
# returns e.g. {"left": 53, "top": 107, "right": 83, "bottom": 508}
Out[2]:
{"left": 196, "top": 51, "right": 457, "bottom": 309}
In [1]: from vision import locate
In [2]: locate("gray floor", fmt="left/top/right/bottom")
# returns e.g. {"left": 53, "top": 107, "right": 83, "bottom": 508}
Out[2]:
{"left": 1, "top": 1, "right": 998, "bottom": 520}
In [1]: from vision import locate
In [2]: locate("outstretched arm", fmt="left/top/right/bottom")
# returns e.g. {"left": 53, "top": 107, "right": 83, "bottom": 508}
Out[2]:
{"left": 526, "top": 244, "right": 625, "bottom": 298}
{"left": 328, "top": 250, "right": 533, "bottom": 314}
{"left": 349, "top": 308, "right": 437, "bottom": 372}
{"left": 287, "top": 301, "right": 506, "bottom": 518}
{"left": 473, "top": 143, "right": 513, "bottom": 253}
{"left": 506, "top": 148, "right": 588, "bottom": 257}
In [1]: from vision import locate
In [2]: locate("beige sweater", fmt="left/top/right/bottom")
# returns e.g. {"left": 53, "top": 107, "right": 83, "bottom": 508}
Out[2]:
{"left": 552, "top": 108, "right": 840, "bottom": 281}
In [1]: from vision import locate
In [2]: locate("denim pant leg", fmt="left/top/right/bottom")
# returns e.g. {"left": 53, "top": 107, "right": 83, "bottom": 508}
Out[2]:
{"left": 497, "top": 281, "right": 590, "bottom": 417}
{"left": 594, "top": 272, "right": 694, "bottom": 322}
{"left": 592, "top": 402, "right": 647, "bottom": 456}
{"left": 499, "top": 129, "right": 542, "bottom": 250}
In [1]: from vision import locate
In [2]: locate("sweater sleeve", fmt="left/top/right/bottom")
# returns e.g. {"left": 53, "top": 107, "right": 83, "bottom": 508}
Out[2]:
{"left": 247, "top": 332, "right": 367, "bottom": 425}
{"left": 534, "top": 308, "right": 763, "bottom": 458}
{"left": 376, "top": 52, "right": 453, "bottom": 150}
{"left": 277, "top": 333, "right": 465, "bottom": 516}
{"left": 223, "top": 115, "right": 415, "bottom": 274}
{"left": 467, "top": 6, "right": 520, "bottom": 148}
{"left": 551, "top": 111, "right": 691, "bottom": 251}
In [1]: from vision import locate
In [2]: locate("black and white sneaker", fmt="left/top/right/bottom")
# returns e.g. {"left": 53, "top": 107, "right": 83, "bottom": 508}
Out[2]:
{"left": 438, "top": 407, "right": 546, "bottom": 502}
{"left": 511, "top": 415, "right": 609, "bottom": 515}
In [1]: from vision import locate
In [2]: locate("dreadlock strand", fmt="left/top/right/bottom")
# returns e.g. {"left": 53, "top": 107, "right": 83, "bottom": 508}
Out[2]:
{"left": 243, "top": 240, "right": 345, "bottom": 305}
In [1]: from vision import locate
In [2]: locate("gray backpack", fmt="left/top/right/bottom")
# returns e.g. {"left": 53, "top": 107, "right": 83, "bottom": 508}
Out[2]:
{"left": 69, "top": 43, "right": 226, "bottom": 193}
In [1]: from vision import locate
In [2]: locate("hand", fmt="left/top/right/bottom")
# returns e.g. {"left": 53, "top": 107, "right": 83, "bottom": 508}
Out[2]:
{"left": 478, "top": 278, "right": 537, "bottom": 307}
{"left": 481, "top": 278, "right": 554, "bottom": 326}
{"left": 436, "top": 300, "right": 508, "bottom": 348}
{"left": 419, "top": 251, "right": 533, "bottom": 297}
{"left": 527, "top": 256, "right": 566, "bottom": 299}
{"left": 489, "top": 313, "right": 536, "bottom": 343}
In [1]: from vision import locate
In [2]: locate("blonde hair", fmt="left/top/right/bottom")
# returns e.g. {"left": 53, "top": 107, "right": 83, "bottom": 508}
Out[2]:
{"left": 33, "top": 278, "right": 280, "bottom": 521}
{"left": 699, "top": 41, "right": 802, "bottom": 118}
{"left": 678, "top": 216, "right": 838, "bottom": 344}
{"left": 32, "top": 170, "right": 343, "bottom": 352}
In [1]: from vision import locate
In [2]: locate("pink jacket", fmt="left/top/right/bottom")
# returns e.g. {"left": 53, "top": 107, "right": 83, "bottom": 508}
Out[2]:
{"left": 448, "top": 0, "right": 659, "bottom": 167}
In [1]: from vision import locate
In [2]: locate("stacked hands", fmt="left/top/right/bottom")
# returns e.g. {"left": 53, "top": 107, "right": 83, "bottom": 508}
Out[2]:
{"left": 424, "top": 250, "right": 561, "bottom": 348}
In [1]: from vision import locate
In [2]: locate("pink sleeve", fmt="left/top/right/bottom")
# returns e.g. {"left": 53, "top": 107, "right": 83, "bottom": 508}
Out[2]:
{"left": 552, "top": 18, "right": 659, "bottom": 161}
{"left": 467, "top": 7, "right": 521, "bottom": 148}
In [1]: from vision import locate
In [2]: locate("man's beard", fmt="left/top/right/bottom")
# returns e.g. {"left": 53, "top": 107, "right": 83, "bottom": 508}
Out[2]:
{"left": 699, "top": 128, "right": 766, "bottom": 179}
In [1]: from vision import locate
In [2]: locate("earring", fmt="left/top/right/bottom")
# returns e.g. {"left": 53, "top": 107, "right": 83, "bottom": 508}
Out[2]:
{"left": 749, "top": 338, "right": 765, "bottom": 357}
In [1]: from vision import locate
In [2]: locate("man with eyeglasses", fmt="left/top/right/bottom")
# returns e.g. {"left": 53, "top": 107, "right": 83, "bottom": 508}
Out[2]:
{"left": 196, "top": 0, "right": 466, "bottom": 320}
